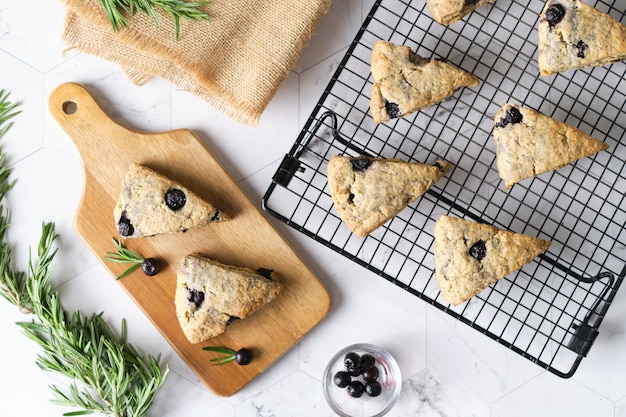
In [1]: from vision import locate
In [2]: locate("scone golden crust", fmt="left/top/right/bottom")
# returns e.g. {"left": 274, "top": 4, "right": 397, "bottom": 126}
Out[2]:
{"left": 370, "top": 40, "right": 480, "bottom": 123}
{"left": 327, "top": 155, "right": 451, "bottom": 238}
{"left": 113, "top": 163, "right": 229, "bottom": 238}
{"left": 493, "top": 103, "right": 608, "bottom": 189}
{"left": 426, "top": 0, "right": 496, "bottom": 25}
{"left": 433, "top": 215, "right": 551, "bottom": 306}
{"left": 175, "top": 254, "right": 283, "bottom": 344}
{"left": 538, "top": 0, "right": 626, "bottom": 76}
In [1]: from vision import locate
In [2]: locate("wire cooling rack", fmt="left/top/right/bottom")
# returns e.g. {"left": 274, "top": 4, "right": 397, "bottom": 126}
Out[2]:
{"left": 262, "top": 0, "right": 626, "bottom": 377}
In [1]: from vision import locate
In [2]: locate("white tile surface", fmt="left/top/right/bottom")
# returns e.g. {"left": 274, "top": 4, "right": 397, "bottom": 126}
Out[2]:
{"left": 0, "top": 1, "right": 624, "bottom": 417}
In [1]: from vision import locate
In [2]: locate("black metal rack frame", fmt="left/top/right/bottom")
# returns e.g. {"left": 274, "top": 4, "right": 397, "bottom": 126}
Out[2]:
{"left": 262, "top": 0, "right": 626, "bottom": 377}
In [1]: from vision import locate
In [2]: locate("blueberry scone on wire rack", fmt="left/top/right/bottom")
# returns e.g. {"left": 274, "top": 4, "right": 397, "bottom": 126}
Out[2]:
{"left": 433, "top": 215, "right": 552, "bottom": 306}
{"left": 426, "top": 0, "right": 496, "bottom": 25}
{"left": 370, "top": 40, "right": 480, "bottom": 123}
{"left": 538, "top": 0, "right": 626, "bottom": 76}
{"left": 327, "top": 155, "right": 451, "bottom": 238}
{"left": 175, "top": 254, "right": 283, "bottom": 343}
{"left": 492, "top": 103, "right": 609, "bottom": 189}
{"left": 114, "top": 163, "right": 229, "bottom": 238}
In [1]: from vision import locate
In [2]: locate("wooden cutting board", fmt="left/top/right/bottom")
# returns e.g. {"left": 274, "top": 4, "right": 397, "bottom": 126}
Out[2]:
{"left": 48, "top": 82, "right": 331, "bottom": 397}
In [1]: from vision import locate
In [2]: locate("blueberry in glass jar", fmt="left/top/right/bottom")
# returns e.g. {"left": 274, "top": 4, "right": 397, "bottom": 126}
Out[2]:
{"left": 346, "top": 380, "right": 365, "bottom": 398}
{"left": 365, "top": 381, "right": 382, "bottom": 397}
{"left": 333, "top": 371, "right": 352, "bottom": 388}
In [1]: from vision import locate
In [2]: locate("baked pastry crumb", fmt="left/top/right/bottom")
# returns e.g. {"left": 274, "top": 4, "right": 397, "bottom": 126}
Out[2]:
{"left": 538, "top": 0, "right": 626, "bottom": 75}
{"left": 327, "top": 155, "right": 451, "bottom": 237}
{"left": 492, "top": 103, "right": 609, "bottom": 189}
{"left": 433, "top": 215, "right": 551, "bottom": 306}
{"left": 175, "top": 254, "right": 283, "bottom": 343}
{"left": 426, "top": 0, "right": 496, "bottom": 25}
{"left": 113, "top": 163, "right": 229, "bottom": 238}
{"left": 370, "top": 40, "right": 479, "bottom": 123}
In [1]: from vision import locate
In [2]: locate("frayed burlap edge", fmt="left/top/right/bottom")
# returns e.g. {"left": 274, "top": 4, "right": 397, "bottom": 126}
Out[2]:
{"left": 60, "top": 1, "right": 331, "bottom": 126}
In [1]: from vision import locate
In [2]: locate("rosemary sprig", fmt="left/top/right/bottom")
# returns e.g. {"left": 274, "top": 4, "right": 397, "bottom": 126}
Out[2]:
{"left": 97, "top": 0, "right": 212, "bottom": 39}
{"left": 0, "top": 91, "right": 168, "bottom": 417}
{"left": 104, "top": 237, "right": 160, "bottom": 279}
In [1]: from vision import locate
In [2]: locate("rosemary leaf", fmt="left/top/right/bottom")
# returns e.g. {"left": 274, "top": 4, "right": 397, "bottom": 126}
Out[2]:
{"left": 96, "top": 0, "right": 211, "bottom": 39}
{"left": 0, "top": 92, "right": 168, "bottom": 417}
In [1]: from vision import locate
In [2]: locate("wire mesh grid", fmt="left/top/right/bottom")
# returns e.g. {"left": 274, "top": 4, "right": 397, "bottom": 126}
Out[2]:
{"left": 262, "top": 0, "right": 626, "bottom": 377}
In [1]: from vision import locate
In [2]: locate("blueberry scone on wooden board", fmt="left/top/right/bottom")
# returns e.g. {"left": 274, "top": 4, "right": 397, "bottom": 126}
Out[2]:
{"left": 433, "top": 215, "right": 552, "bottom": 306}
{"left": 538, "top": 0, "right": 626, "bottom": 76}
{"left": 370, "top": 40, "right": 480, "bottom": 123}
{"left": 113, "top": 163, "right": 229, "bottom": 238}
{"left": 175, "top": 254, "right": 284, "bottom": 344}
{"left": 327, "top": 155, "right": 451, "bottom": 238}
{"left": 426, "top": 0, "right": 496, "bottom": 25}
{"left": 492, "top": 103, "right": 608, "bottom": 189}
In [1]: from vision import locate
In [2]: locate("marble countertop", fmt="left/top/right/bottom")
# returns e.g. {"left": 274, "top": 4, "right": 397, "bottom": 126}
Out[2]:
{"left": 1, "top": 1, "right": 626, "bottom": 416}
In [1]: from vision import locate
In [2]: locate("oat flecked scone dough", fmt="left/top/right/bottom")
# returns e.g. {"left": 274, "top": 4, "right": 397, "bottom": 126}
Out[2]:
{"left": 426, "top": 0, "right": 496, "bottom": 25}
{"left": 327, "top": 155, "right": 451, "bottom": 237}
{"left": 492, "top": 103, "right": 609, "bottom": 189}
{"left": 175, "top": 254, "right": 283, "bottom": 344}
{"left": 370, "top": 40, "right": 480, "bottom": 123}
{"left": 433, "top": 215, "right": 551, "bottom": 306}
{"left": 113, "top": 163, "right": 229, "bottom": 238}
{"left": 538, "top": 0, "right": 626, "bottom": 76}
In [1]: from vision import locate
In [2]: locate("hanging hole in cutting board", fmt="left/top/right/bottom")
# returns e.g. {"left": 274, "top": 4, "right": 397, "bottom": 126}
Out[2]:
{"left": 62, "top": 100, "right": 78, "bottom": 115}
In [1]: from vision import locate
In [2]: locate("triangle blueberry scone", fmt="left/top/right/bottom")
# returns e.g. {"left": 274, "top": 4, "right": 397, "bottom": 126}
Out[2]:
{"left": 433, "top": 215, "right": 552, "bottom": 306}
{"left": 327, "top": 155, "right": 451, "bottom": 238}
{"left": 538, "top": 0, "right": 626, "bottom": 76}
{"left": 113, "top": 163, "right": 229, "bottom": 238}
{"left": 492, "top": 103, "right": 608, "bottom": 189}
{"left": 426, "top": 0, "right": 496, "bottom": 25}
{"left": 370, "top": 40, "right": 480, "bottom": 123}
{"left": 175, "top": 254, "right": 284, "bottom": 344}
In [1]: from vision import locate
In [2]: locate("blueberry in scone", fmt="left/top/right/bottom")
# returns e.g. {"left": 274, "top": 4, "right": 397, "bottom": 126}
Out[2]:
{"left": 492, "top": 103, "right": 609, "bottom": 189}
{"left": 433, "top": 215, "right": 551, "bottom": 306}
{"left": 175, "top": 254, "right": 283, "bottom": 343}
{"left": 327, "top": 155, "right": 451, "bottom": 237}
{"left": 370, "top": 40, "right": 480, "bottom": 123}
{"left": 426, "top": 0, "right": 496, "bottom": 25}
{"left": 113, "top": 163, "right": 229, "bottom": 238}
{"left": 538, "top": 0, "right": 626, "bottom": 76}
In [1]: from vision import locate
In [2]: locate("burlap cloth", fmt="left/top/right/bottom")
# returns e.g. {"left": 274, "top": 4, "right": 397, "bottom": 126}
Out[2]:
{"left": 61, "top": 0, "right": 331, "bottom": 125}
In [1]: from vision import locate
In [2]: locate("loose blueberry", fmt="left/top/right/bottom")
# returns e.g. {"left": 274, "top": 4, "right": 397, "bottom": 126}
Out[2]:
{"left": 544, "top": 3, "right": 565, "bottom": 28}
{"left": 235, "top": 348, "right": 253, "bottom": 365}
{"left": 365, "top": 381, "right": 382, "bottom": 397}
{"left": 117, "top": 213, "right": 134, "bottom": 237}
{"left": 495, "top": 106, "right": 523, "bottom": 128}
{"left": 346, "top": 381, "right": 365, "bottom": 398}
{"left": 385, "top": 101, "right": 401, "bottom": 118}
{"left": 226, "top": 315, "right": 239, "bottom": 325}
{"left": 344, "top": 352, "right": 361, "bottom": 371}
{"left": 362, "top": 366, "right": 380, "bottom": 382}
{"left": 359, "top": 354, "right": 376, "bottom": 371}
{"left": 187, "top": 287, "right": 205, "bottom": 308}
{"left": 256, "top": 268, "right": 274, "bottom": 280}
{"left": 576, "top": 40, "right": 587, "bottom": 58}
{"left": 141, "top": 258, "right": 159, "bottom": 276}
{"left": 350, "top": 157, "right": 372, "bottom": 172}
{"left": 333, "top": 371, "right": 352, "bottom": 388}
{"left": 469, "top": 240, "right": 487, "bottom": 261}
{"left": 165, "top": 188, "right": 187, "bottom": 211}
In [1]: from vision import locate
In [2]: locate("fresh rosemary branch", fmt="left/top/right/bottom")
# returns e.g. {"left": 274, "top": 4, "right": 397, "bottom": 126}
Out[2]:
{"left": 0, "top": 91, "right": 168, "bottom": 416}
{"left": 97, "top": 0, "right": 212, "bottom": 39}
{"left": 104, "top": 237, "right": 160, "bottom": 279}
